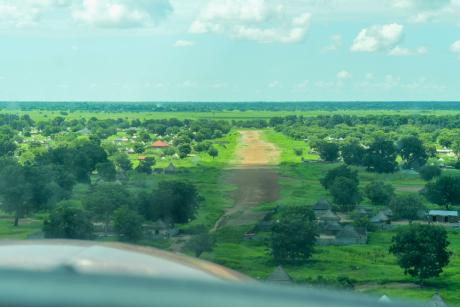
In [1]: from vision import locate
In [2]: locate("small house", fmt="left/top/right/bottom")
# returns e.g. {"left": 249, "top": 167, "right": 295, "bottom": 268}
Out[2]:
{"left": 428, "top": 210, "right": 459, "bottom": 223}
{"left": 370, "top": 211, "right": 391, "bottom": 225}
{"left": 151, "top": 140, "right": 170, "bottom": 149}
{"left": 164, "top": 162, "right": 176, "bottom": 174}
{"left": 143, "top": 220, "right": 178, "bottom": 240}
{"left": 335, "top": 225, "right": 367, "bottom": 245}
{"left": 320, "top": 221, "right": 342, "bottom": 236}
{"left": 266, "top": 266, "right": 293, "bottom": 285}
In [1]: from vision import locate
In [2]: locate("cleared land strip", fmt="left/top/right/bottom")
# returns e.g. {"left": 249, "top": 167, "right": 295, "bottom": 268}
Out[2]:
{"left": 212, "top": 130, "right": 280, "bottom": 231}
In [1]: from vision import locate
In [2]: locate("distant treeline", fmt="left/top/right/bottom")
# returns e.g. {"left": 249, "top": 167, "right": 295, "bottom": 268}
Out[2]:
{"left": 2, "top": 101, "right": 460, "bottom": 112}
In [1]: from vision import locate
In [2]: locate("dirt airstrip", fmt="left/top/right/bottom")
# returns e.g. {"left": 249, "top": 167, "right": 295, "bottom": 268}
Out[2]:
{"left": 213, "top": 130, "right": 280, "bottom": 230}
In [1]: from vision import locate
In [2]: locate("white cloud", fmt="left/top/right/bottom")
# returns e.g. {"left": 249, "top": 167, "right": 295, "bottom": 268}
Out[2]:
{"left": 174, "top": 39, "right": 195, "bottom": 47}
{"left": 189, "top": 0, "right": 311, "bottom": 44}
{"left": 390, "top": 0, "right": 457, "bottom": 24}
{"left": 450, "top": 40, "right": 460, "bottom": 56}
{"left": 388, "top": 45, "right": 427, "bottom": 56}
{"left": 73, "top": 0, "right": 172, "bottom": 28}
{"left": 351, "top": 23, "right": 404, "bottom": 53}
{"left": 336, "top": 70, "right": 352, "bottom": 80}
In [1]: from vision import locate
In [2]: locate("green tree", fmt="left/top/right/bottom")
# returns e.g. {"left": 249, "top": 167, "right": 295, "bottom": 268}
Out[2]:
{"left": 43, "top": 200, "right": 94, "bottom": 239}
{"left": 133, "top": 143, "right": 145, "bottom": 154}
{"left": 271, "top": 207, "right": 317, "bottom": 264}
{"left": 389, "top": 194, "right": 424, "bottom": 221}
{"left": 364, "top": 137, "right": 398, "bottom": 173}
{"left": 114, "top": 153, "right": 132, "bottom": 172}
{"left": 178, "top": 144, "right": 192, "bottom": 159}
{"left": 389, "top": 224, "right": 450, "bottom": 283}
{"left": 207, "top": 146, "right": 218, "bottom": 159}
{"left": 318, "top": 142, "right": 339, "bottom": 162}
{"left": 293, "top": 148, "right": 304, "bottom": 156}
{"left": 84, "top": 183, "right": 131, "bottom": 232}
{"left": 0, "top": 126, "right": 17, "bottom": 157}
{"left": 398, "top": 136, "right": 428, "bottom": 169}
{"left": 96, "top": 161, "right": 116, "bottom": 181}
{"left": 424, "top": 175, "right": 460, "bottom": 209}
{"left": 419, "top": 165, "right": 442, "bottom": 181}
{"left": 364, "top": 181, "right": 394, "bottom": 206}
{"left": 136, "top": 157, "right": 155, "bottom": 174}
{"left": 0, "top": 160, "right": 33, "bottom": 226}
{"left": 341, "top": 140, "right": 366, "bottom": 166}
{"left": 329, "top": 177, "right": 361, "bottom": 211}
{"left": 113, "top": 206, "right": 144, "bottom": 242}
{"left": 152, "top": 181, "right": 200, "bottom": 223}
{"left": 320, "top": 165, "right": 359, "bottom": 190}
{"left": 185, "top": 233, "right": 215, "bottom": 258}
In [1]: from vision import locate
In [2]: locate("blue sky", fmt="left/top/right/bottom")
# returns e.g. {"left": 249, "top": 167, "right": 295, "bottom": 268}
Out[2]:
{"left": 0, "top": 0, "right": 459, "bottom": 102}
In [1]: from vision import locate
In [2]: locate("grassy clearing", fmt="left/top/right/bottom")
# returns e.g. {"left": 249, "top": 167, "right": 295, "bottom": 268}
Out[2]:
{"left": 0, "top": 218, "right": 43, "bottom": 240}
{"left": 263, "top": 129, "right": 318, "bottom": 162}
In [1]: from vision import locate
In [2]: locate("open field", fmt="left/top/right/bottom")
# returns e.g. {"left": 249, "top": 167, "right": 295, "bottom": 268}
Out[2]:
{"left": 4, "top": 109, "right": 460, "bottom": 122}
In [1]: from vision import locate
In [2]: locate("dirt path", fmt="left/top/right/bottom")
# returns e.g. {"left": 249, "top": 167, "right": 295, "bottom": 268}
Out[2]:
{"left": 231, "top": 130, "right": 280, "bottom": 166}
{"left": 212, "top": 130, "right": 280, "bottom": 231}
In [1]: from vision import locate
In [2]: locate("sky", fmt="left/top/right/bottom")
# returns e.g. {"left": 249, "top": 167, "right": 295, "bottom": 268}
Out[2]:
{"left": 0, "top": 0, "right": 459, "bottom": 102}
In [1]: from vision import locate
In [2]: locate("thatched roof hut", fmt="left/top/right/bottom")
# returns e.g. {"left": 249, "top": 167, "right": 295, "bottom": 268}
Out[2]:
{"left": 165, "top": 162, "right": 176, "bottom": 174}
{"left": 316, "top": 209, "right": 340, "bottom": 222}
{"left": 313, "top": 199, "right": 332, "bottom": 211}
{"left": 266, "top": 266, "right": 293, "bottom": 285}
{"left": 335, "top": 225, "right": 367, "bottom": 245}
{"left": 429, "top": 292, "right": 448, "bottom": 307}
{"left": 370, "top": 211, "right": 390, "bottom": 224}
{"left": 378, "top": 295, "right": 392, "bottom": 303}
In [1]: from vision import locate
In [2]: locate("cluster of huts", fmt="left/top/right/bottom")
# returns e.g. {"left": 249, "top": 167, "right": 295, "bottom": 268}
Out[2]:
{"left": 94, "top": 219, "right": 178, "bottom": 240}
{"left": 313, "top": 200, "right": 367, "bottom": 246}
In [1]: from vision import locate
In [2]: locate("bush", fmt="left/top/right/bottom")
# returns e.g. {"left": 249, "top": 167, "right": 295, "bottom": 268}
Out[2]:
{"left": 113, "top": 206, "right": 144, "bottom": 242}
{"left": 389, "top": 194, "right": 424, "bottom": 221}
{"left": 43, "top": 200, "right": 94, "bottom": 240}
{"left": 419, "top": 165, "right": 442, "bottom": 181}
{"left": 364, "top": 181, "right": 394, "bottom": 206}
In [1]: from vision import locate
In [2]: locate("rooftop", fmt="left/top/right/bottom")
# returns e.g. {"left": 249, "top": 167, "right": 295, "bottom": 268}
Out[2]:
{"left": 428, "top": 210, "right": 458, "bottom": 217}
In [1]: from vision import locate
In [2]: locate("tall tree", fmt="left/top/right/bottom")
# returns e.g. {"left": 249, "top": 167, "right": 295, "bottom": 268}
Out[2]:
{"left": 207, "top": 146, "right": 219, "bottom": 159}
{"left": 0, "top": 160, "right": 34, "bottom": 226}
{"left": 389, "top": 194, "right": 424, "bottom": 222}
{"left": 318, "top": 142, "right": 340, "bottom": 162}
{"left": 43, "top": 200, "right": 94, "bottom": 239}
{"left": 364, "top": 181, "right": 394, "bottom": 206}
{"left": 271, "top": 207, "right": 317, "bottom": 264}
{"left": 84, "top": 183, "right": 131, "bottom": 231}
{"left": 152, "top": 181, "right": 200, "bottom": 223}
{"left": 398, "top": 136, "right": 428, "bottom": 169}
{"left": 329, "top": 177, "right": 361, "bottom": 211}
{"left": 364, "top": 137, "right": 398, "bottom": 173}
{"left": 424, "top": 175, "right": 460, "bottom": 209}
{"left": 341, "top": 140, "right": 366, "bottom": 166}
{"left": 136, "top": 157, "right": 155, "bottom": 174}
{"left": 320, "top": 165, "right": 359, "bottom": 190}
{"left": 389, "top": 224, "right": 450, "bottom": 283}
{"left": 113, "top": 206, "right": 144, "bottom": 242}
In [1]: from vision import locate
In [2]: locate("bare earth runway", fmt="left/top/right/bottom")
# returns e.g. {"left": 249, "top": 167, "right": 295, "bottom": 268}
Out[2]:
{"left": 213, "top": 130, "right": 280, "bottom": 230}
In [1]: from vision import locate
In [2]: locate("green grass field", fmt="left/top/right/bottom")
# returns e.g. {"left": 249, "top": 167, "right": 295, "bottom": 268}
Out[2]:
{"left": 4, "top": 109, "right": 460, "bottom": 122}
